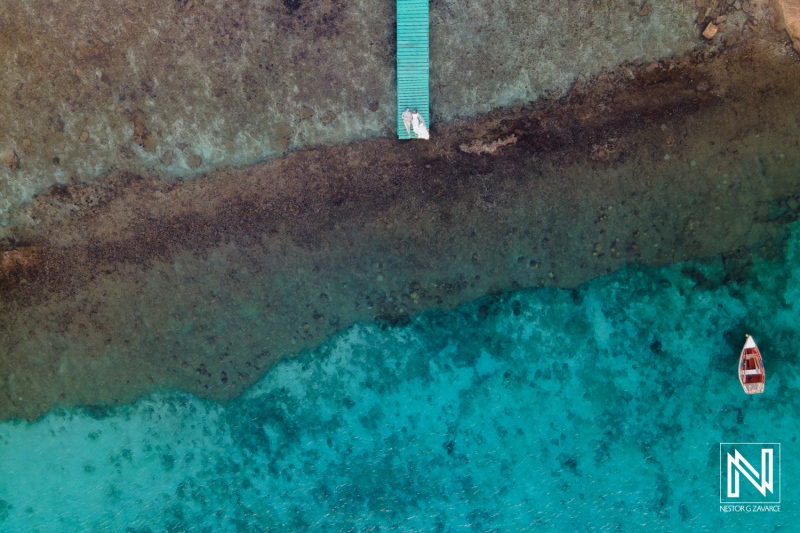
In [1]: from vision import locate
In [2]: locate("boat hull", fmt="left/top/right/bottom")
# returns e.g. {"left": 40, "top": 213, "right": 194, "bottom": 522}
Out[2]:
{"left": 739, "top": 335, "right": 765, "bottom": 394}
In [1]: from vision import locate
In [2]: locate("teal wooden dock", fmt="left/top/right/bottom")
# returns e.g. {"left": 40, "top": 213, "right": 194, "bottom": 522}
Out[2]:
{"left": 396, "top": 0, "right": 429, "bottom": 139}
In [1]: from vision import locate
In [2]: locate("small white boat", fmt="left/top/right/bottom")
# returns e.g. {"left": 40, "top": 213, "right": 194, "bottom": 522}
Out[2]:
{"left": 739, "top": 335, "right": 765, "bottom": 394}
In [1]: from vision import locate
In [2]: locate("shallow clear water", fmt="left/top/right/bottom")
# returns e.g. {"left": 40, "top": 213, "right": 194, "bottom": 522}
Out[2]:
{"left": 1, "top": 220, "right": 797, "bottom": 531}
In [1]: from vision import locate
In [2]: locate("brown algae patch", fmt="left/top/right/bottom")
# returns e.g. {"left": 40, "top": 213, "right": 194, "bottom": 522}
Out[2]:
{"left": 1, "top": 39, "right": 800, "bottom": 420}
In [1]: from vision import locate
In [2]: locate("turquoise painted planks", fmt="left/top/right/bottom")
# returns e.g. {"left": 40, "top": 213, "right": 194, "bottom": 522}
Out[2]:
{"left": 396, "top": 0, "right": 430, "bottom": 139}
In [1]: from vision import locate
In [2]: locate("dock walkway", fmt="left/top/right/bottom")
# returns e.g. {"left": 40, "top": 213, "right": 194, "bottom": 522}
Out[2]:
{"left": 396, "top": 0, "right": 430, "bottom": 139}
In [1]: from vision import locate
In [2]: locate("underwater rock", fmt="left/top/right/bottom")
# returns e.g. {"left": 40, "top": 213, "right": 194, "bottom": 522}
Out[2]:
{"left": 74, "top": 35, "right": 111, "bottom": 65}
{"left": 460, "top": 135, "right": 518, "bottom": 155}
{"left": 187, "top": 153, "right": 202, "bottom": 169}
{"left": 321, "top": 111, "right": 336, "bottom": 125}
{"left": 270, "top": 123, "right": 293, "bottom": 152}
{"left": 777, "top": 0, "right": 800, "bottom": 51}
{"left": 0, "top": 246, "right": 40, "bottom": 284}
{"left": 142, "top": 132, "right": 158, "bottom": 153}
{"left": 300, "top": 106, "right": 315, "bottom": 119}
{"left": 703, "top": 21, "right": 719, "bottom": 38}
{"left": 122, "top": 109, "right": 158, "bottom": 152}
{"left": 1, "top": 149, "right": 19, "bottom": 170}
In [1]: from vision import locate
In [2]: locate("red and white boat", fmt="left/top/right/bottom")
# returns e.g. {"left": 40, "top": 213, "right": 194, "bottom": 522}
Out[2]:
{"left": 739, "top": 335, "right": 765, "bottom": 394}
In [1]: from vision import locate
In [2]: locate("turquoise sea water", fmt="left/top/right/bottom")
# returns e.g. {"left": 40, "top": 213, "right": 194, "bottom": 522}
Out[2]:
{"left": 1, "top": 221, "right": 798, "bottom": 531}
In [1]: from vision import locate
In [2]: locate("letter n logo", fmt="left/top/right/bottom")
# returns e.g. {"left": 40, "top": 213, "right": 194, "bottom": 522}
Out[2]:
{"left": 720, "top": 443, "right": 780, "bottom": 503}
